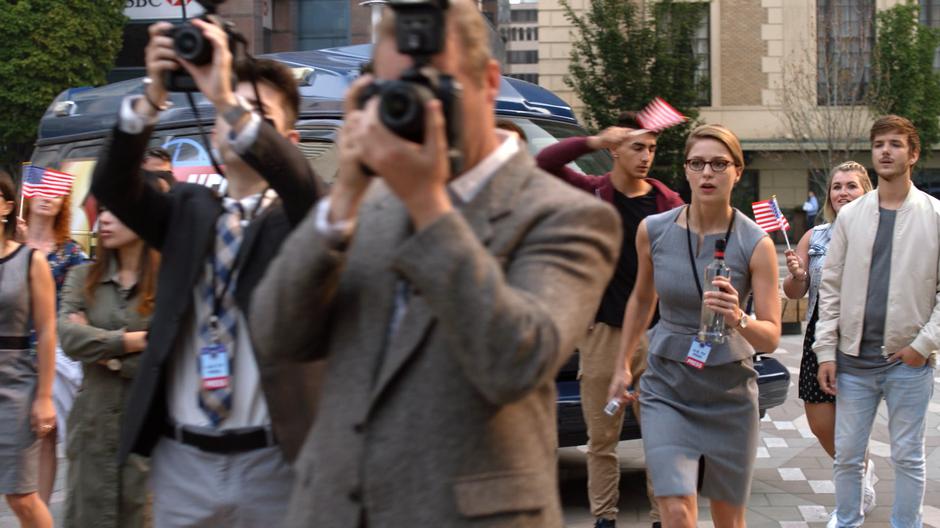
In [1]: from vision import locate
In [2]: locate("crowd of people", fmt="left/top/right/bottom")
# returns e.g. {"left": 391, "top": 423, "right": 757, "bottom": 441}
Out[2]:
{"left": 0, "top": 1, "right": 937, "bottom": 527}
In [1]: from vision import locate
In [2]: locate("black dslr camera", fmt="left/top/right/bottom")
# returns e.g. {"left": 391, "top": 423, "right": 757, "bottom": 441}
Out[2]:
{"left": 358, "top": 0, "right": 463, "bottom": 174}
{"left": 164, "top": 0, "right": 240, "bottom": 92}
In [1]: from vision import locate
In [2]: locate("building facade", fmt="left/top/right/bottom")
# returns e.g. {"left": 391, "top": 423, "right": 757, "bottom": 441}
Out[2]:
{"left": 113, "top": 0, "right": 373, "bottom": 81}
{"left": 500, "top": 0, "right": 541, "bottom": 84}
{"left": 539, "top": 0, "right": 940, "bottom": 219}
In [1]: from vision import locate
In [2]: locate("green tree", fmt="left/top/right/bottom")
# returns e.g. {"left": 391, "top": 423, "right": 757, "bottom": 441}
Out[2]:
{"left": 561, "top": 0, "right": 706, "bottom": 189}
{"left": 869, "top": 1, "right": 940, "bottom": 156}
{"left": 0, "top": 1, "right": 125, "bottom": 169}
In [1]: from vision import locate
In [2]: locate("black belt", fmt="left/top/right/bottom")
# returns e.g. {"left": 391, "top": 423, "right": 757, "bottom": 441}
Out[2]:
{"left": 164, "top": 422, "right": 277, "bottom": 454}
{"left": 0, "top": 336, "right": 30, "bottom": 349}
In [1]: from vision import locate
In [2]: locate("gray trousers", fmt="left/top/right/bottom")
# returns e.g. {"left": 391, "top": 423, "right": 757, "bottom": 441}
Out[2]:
{"left": 150, "top": 437, "right": 293, "bottom": 528}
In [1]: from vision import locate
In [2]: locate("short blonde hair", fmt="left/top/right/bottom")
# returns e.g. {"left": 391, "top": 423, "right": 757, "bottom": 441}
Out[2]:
{"left": 684, "top": 124, "right": 745, "bottom": 170}
{"left": 376, "top": 0, "right": 491, "bottom": 85}
{"left": 822, "top": 161, "right": 873, "bottom": 222}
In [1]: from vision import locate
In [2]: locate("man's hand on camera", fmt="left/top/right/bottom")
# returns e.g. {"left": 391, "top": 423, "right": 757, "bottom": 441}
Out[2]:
{"left": 355, "top": 97, "right": 453, "bottom": 231}
{"left": 177, "top": 19, "right": 237, "bottom": 112}
{"left": 136, "top": 22, "right": 178, "bottom": 117}
{"left": 329, "top": 75, "right": 376, "bottom": 224}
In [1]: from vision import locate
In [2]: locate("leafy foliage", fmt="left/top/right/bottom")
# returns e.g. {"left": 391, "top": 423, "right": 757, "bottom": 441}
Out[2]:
{"left": 869, "top": 1, "right": 940, "bottom": 156}
{"left": 0, "top": 1, "right": 125, "bottom": 168}
{"left": 561, "top": 0, "right": 705, "bottom": 189}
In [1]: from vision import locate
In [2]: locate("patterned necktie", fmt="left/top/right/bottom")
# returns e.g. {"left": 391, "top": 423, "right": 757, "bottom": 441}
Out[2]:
{"left": 197, "top": 198, "right": 248, "bottom": 426}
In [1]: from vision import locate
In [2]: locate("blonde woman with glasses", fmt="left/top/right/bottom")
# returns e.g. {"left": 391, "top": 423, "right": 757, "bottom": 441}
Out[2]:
{"left": 608, "top": 125, "right": 781, "bottom": 527}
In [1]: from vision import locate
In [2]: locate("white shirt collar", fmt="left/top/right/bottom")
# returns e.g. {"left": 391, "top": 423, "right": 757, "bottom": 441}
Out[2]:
{"left": 222, "top": 188, "right": 277, "bottom": 222}
{"left": 448, "top": 130, "right": 520, "bottom": 204}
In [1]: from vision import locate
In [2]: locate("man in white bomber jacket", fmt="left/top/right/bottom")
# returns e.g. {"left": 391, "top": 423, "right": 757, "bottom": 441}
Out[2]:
{"left": 815, "top": 115, "right": 938, "bottom": 528}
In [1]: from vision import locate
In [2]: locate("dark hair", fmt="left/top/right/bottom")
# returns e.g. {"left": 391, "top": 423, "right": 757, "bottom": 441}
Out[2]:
{"left": 495, "top": 119, "right": 527, "bottom": 142}
{"left": 617, "top": 111, "right": 642, "bottom": 129}
{"left": 0, "top": 170, "right": 16, "bottom": 239}
{"left": 144, "top": 146, "right": 171, "bottom": 163}
{"left": 870, "top": 114, "right": 921, "bottom": 157}
{"left": 234, "top": 58, "right": 300, "bottom": 126}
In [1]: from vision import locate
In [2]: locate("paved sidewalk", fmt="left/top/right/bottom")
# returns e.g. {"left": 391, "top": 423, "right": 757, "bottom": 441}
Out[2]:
{"left": 4, "top": 335, "right": 937, "bottom": 527}
{"left": 560, "top": 333, "right": 940, "bottom": 527}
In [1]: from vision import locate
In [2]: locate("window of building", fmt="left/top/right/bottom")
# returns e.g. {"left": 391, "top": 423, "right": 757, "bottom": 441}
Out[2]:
{"left": 507, "top": 50, "right": 538, "bottom": 64}
{"left": 109, "top": 22, "right": 149, "bottom": 82}
{"left": 914, "top": 168, "right": 940, "bottom": 198}
{"left": 526, "top": 27, "right": 533, "bottom": 40}
{"left": 508, "top": 73, "right": 539, "bottom": 84}
{"left": 690, "top": 3, "right": 710, "bottom": 107}
{"left": 817, "top": 0, "right": 875, "bottom": 105}
{"left": 510, "top": 9, "right": 537, "bottom": 23}
{"left": 297, "top": 0, "right": 349, "bottom": 50}
{"left": 655, "top": 3, "right": 710, "bottom": 107}
{"left": 732, "top": 170, "right": 759, "bottom": 216}
{"left": 920, "top": 0, "right": 940, "bottom": 69}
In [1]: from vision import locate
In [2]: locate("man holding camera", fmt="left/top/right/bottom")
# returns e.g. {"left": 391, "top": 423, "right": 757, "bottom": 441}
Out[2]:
{"left": 249, "top": 1, "right": 620, "bottom": 526}
{"left": 91, "top": 16, "right": 324, "bottom": 527}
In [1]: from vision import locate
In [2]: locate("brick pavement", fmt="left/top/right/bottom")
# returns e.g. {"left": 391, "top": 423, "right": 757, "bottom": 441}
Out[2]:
{"left": 3, "top": 338, "right": 938, "bottom": 527}
{"left": 561, "top": 333, "right": 940, "bottom": 527}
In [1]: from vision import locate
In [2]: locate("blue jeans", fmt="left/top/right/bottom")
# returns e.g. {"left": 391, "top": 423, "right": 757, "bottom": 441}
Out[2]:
{"left": 833, "top": 363, "right": 935, "bottom": 528}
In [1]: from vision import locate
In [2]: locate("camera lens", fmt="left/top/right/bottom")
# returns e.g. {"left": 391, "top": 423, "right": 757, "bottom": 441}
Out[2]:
{"left": 379, "top": 82, "right": 432, "bottom": 144}
{"left": 173, "top": 24, "right": 213, "bottom": 66}
{"left": 383, "top": 91, "right": 414, "bottom": 121}
{"left": 176, "top": 33, "right": 199, "bottom": 54}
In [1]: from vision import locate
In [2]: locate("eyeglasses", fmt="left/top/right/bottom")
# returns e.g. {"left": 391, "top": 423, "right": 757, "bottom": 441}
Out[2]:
{"left": 685, "top": 159, "right": 733, "bottom": 173}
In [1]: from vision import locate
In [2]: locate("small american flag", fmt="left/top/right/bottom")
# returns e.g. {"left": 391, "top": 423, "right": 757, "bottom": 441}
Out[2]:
{"left": 636, "top": 97, "right": 687, "bottom": 132}
{"left": 22, "top": 165, "right": 75, "bottom": 198}
{"left": 751, "top": 196, "right": 791, "bottom": 233}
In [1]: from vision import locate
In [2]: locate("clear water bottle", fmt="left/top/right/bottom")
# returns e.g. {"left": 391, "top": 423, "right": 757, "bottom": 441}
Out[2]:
{"left": 698, "top": 239, "right": 732, "bottom": 344}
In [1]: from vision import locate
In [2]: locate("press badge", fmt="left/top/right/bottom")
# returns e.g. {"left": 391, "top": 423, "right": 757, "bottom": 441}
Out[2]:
{"left": 199, "top": 344, "right": 230, "bottom": 390}
{"left": 684, "top": 339, "right": 711, "bottom": 369}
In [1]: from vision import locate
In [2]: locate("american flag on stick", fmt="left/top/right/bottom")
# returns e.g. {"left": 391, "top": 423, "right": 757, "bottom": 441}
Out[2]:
{"left": 636, "top": 97, "right": 687, "bottom": 132}
{"left": 752, "top": 195, "right": 792, "bottom": 249}
{"left": 22, "top": 165, "right": 75, "bottom": 198}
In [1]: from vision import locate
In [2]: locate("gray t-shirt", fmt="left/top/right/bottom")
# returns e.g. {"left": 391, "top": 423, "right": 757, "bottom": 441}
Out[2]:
{"left": 838, "top": 208, "right": 899, "bottom": 375}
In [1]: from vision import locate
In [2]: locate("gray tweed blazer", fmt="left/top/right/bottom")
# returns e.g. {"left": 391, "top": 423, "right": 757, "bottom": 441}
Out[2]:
{"left": 250, "top": 148, "right": 621, "bottom": 527}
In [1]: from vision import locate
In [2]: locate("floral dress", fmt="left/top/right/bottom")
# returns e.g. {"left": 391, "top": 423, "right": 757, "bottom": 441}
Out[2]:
{"left": 41, "top": 240, "right": 87, "bottom": 443}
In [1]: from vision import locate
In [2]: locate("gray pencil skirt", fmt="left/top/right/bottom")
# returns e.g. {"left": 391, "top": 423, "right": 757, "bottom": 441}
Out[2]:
{"left": 639, "top": 353, "right": 759, "bottom": 505}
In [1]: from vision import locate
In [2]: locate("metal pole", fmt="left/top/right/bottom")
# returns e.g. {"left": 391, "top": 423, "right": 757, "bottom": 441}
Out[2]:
{"left": 359, "top": 0, "right": 389, "bottom": 43}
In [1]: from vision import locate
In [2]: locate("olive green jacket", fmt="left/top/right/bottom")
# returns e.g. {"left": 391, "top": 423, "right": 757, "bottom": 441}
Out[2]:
{"left": 58, "top": 260, "right": 151, "bottom": 528}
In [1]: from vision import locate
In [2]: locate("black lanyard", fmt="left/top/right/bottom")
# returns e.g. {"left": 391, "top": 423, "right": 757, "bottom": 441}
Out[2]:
{"left": 685, "top": 205, "right": 735, "bottom": 298}
{"left": 209, "top": 189, "right": 269, "bottom": 325}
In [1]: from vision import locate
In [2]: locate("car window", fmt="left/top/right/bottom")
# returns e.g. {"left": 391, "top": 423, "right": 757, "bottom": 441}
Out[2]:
{"left": 510, "top": 118, "right": 613, "bottom": 175}
{"left": 31, "top": 117, "right": 605, "bottom": 253}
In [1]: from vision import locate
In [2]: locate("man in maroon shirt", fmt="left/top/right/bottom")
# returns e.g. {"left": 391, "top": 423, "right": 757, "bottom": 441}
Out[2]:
{"left": 537, "top": 112, "right": 683, "bottom": 528}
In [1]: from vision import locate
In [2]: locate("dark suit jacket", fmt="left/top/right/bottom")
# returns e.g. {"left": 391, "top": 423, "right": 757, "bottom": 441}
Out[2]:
{"left": 251, "top": 148, "right": 622, "bottom": 527}
{"left": 92, "top": 121, "right": 325, "bottom": 463}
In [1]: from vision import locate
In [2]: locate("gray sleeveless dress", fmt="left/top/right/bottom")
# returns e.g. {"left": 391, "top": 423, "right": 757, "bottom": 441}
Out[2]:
{"left": 640, "top": 207, "right": 766, "bottom": 505}
{"left": 0, "top": 245, "right": 40, "bottom": 494}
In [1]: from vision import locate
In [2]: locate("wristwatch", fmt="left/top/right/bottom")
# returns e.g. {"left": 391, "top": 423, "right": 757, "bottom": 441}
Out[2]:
{"left": 737, "top": 312, "right": 751, "bottom": 330}
{"left": 106, "top": 358, "right": 122, "bottom": 372}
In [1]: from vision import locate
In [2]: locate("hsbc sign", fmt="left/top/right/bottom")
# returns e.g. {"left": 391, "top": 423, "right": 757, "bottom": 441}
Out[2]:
{"left": 124, "top": 0, "right": 206, "bottom": 20}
